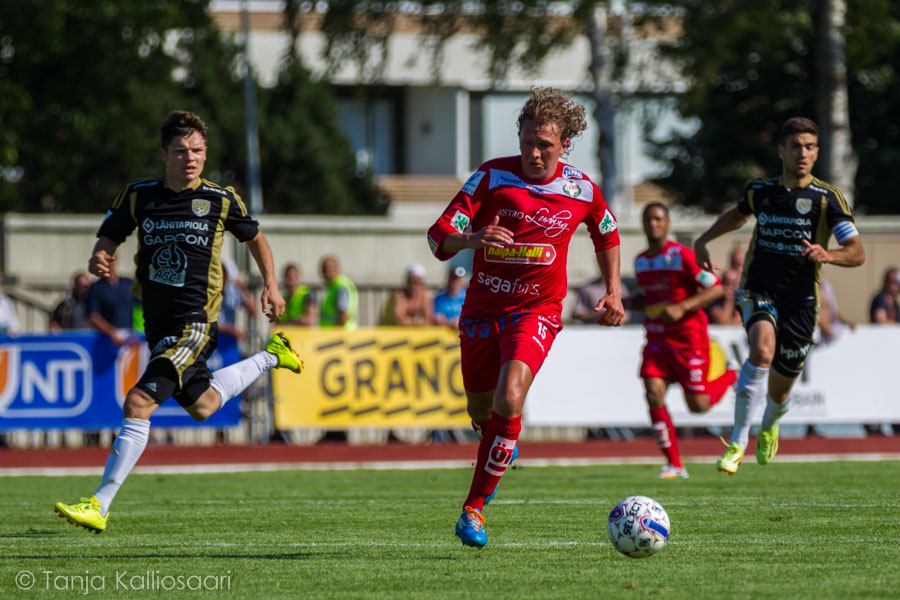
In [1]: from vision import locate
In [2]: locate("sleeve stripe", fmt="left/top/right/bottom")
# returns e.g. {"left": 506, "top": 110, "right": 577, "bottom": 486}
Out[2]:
{"left": 833, "top": 221, "right": 859, "bottom": 243}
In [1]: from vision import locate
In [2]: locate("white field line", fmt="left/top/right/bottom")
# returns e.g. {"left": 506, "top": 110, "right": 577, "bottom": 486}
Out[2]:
{"left": 2, "top": 452, "right": 899, "bottom": 476}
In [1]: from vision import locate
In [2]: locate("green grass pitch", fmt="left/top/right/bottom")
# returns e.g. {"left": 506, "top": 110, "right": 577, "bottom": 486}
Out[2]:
{"left": 2, "top": 461, "right": 899, "bottom": 598}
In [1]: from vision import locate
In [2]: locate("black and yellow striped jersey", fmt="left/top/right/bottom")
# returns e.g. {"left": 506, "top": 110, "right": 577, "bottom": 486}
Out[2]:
{"left": 737, "top": 176, "right": 857, "bottom": 307}
{"left": 97, "top": 177, "right": 259, "bottom": 338}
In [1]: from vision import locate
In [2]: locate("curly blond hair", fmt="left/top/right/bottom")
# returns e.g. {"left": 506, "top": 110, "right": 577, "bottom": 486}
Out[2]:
{"left": 517, "top": 87, "right": 587, "bottom": 155}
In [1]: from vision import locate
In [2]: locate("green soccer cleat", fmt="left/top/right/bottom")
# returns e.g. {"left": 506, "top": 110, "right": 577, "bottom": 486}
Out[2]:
{"left": 756, "top": 423, "right": 780, "bottom": 465}
{"left": 54, "top": 496, "right": 108, "bottom": 534}
{"left": 716, "top": 439, "right": 745, "bottom": 475}
{"left": 265, "top": 332, "right": 304, "bottom": 374}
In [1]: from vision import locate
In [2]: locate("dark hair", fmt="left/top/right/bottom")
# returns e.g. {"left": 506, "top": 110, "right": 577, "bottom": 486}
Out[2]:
{"left": 517, "top": 87, "right": 587, "bottom": 154}
{"left": 642, "top": 201, "right": 670, "bottom": 219}
{"left": 779, "top": 117, "right": 818, "bottom": 145}
{"left": 160, "top": 111, "right": 208, "bottom": 149}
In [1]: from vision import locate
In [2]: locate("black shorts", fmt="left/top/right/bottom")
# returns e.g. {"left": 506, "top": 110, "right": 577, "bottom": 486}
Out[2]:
{"left": 736, "top": 292, "right": 817, "bottom": 378}
{"left": 135, "top": 322, "right": 218, "bottom": 407}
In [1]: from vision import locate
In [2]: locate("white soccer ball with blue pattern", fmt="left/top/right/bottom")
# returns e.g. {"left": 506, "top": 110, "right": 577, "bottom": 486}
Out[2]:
{"left": 607, "top": 495, "right": 670, "bottom": 558}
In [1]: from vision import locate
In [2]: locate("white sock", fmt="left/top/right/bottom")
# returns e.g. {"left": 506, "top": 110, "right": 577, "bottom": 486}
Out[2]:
{"left": 93, "top": 418, "right": 151, "bottom": 515}
{"left": 761, "top": 394, "right": 791, "bottom": 430}
{"left": 209, "top": 350, "right": 277, "bottom": 409}
{"left": 729, "top": 361, "right": 769, "bottom": 448}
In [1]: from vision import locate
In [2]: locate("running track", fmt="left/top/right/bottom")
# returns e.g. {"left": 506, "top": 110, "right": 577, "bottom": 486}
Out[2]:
{"left": 2, "top": 436, "right": 899, "bottom": 475}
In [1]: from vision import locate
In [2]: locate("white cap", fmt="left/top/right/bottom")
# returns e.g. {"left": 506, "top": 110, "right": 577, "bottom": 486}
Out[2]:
{"left": 405, "top": 263, "right": 426, "bottom": 279}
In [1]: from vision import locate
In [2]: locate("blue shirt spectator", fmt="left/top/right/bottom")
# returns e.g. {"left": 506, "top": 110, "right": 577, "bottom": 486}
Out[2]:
{"left": 432, "top": 266, "right": 468, "bottom": 330}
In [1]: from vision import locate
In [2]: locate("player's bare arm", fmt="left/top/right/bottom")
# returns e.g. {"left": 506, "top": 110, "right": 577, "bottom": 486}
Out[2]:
{"left": 593, "top": 245, "right": 625, "bottom": 327}
{"left": 247, "top": 232, "right": 285, "bottom": 322}
{"left": 88, "top": 236, "right": 120, "bottom": 279}
{"left": 660, "top": 284, "right": 724, "bottom": 324}
{"left": 801, "top": 236, "right": 865, "bottom": 267}
{"left": 693, "top": 206, "right": 749, "bottom": 272}
{"left": 439, "top": 216, "right": 514, "bottom": 254}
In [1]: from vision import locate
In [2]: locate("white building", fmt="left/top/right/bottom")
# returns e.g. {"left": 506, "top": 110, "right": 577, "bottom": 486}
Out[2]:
{"left": 209, "top": 1, "right": 693, "bottom": 221}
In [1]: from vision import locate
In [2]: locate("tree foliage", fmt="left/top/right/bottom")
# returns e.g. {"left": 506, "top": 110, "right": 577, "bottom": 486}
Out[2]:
{"left": 651, "top": 0, "right": 900, "bottom": 214}
{"left": 0, "top": 0, "right": 382, "bottom": 215}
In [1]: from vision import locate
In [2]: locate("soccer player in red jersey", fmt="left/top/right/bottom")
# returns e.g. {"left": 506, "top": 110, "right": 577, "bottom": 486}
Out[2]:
{"left": 427, "top": 88, "right": 625, "bottom": 547}
{"left": 636, "top": 203, "right": 738, "bottom": 479}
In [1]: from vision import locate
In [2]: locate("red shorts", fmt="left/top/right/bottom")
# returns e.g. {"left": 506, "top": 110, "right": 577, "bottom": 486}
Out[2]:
{"left": 459, "top": 311, "right": 562, "bottom": 394}
{"left": 639, "top": 342, "right": 711, "bottom": 394}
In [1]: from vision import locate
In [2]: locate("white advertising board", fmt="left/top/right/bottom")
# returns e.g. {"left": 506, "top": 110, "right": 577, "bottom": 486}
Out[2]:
{"left": 525, "top": 325, "right": 900, "bottom": 427}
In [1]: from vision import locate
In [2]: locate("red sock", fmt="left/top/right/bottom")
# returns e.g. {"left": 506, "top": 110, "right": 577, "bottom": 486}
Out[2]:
{"left": 471, "top": 418, "right": 489, "bottom": 441}
{"left": 649, "top": 406, "right": 681, "bottom": 468}
{"left": 707, "top": 369, "right": 738, "bottom": 407}
{"left": 464, "top": 411, "right": 521, "bottom": 511}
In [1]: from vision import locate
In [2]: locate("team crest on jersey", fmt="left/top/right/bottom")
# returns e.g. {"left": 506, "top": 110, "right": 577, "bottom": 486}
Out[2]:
{"left": 451, "top": 210, "right": 471, "bottom": 233}
{"left": 562, "top": 166, "right": 583, "bottom": 179}
{"left": 599, "top": 209, "right": 618, "bottom": 234}
{"left": 192, "top": 199, "right": 211, "bottom": 217}
{"left": 563, "top": 180, "right": 582, "bottom": 198}
{"left": 795, "top": 197, "right": 812, "bottom": 214}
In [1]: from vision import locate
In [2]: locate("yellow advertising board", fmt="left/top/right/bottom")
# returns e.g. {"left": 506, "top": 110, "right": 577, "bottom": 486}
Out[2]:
{"left": 272, "top": 327, "right": 469, "bottom": 428}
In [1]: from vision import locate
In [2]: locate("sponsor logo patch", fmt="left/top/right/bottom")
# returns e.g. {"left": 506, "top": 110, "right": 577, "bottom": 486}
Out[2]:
{"left": 696, "top": 270, "right": 717, "bottom": 288}
{"left": 427, "top": 235, "right": 439, "bottom": 255}
{"left": 460, "top": 171, "right": 486, "bottom": 196}
{"left": 599, "top": 209, "right": 618, "bottom": 234}
{"left": 562, "top": 165, "right": 583, "bottom": 179}
{"left": 148, "top": 243, "right": 188, "bottom": 287}
{"left": 484, "top": 243, "right": 556, "bottom": 265}
{"left": 450, "top": 210, "right": 471, "bottom": 233}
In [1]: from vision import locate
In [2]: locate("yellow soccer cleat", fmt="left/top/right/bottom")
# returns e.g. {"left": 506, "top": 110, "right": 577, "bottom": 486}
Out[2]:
{"left": 54, "top": 496, "right": 108, "bottom": 534}
{"left": 265, "top": 332, "right": 304, "bottom": 374}
{"left": 756, "top": 423, "right": 780, "bottom": 465}
{"left": 716, "top": 439, "right": 745, "bottom": 475}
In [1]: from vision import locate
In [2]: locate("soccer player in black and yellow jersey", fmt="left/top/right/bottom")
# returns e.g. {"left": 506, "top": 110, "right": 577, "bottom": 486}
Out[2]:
{"left": 55, "top": 112, "right": 304, "bottom": 532}
{"left": 694, "top": 117, "right": 865, "bottom": 475}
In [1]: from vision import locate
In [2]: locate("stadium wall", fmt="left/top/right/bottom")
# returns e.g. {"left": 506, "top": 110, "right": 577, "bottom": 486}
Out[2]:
{"left": 2, "top": 213, "right": 899, "bottom": 328}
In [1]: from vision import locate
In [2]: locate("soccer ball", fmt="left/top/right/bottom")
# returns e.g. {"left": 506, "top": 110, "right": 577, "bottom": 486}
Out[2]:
{"left": 607, "top": 495, "right": 670, "bottom": 558}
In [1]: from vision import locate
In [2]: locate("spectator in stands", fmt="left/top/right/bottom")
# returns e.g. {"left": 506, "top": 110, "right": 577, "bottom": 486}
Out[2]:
{"left": 218, "top": 257, "right": 257, "bottom": 341}
{"left": 50, "top": 271, "right": 92, "bottom": 332}
{"left": 870, "top": 267, "right": 900, "bottom": 324}
{"left": 278, "top": 262, "right": 318, "bottom": 326}
{"left": 432, "top": 265, "right": 468, "bottom": 330}
{"left": 572, "top": 274, "right": 630, "bottom": 324}
{"left": 319, "top": 255, "right": 358, "bottom": 329}
{"left": 705, "top": 267, "right": 743, "bottom": 325}
{"left": 0, "top": 276, "right": 20, "bottom": 335}
{"left": 382, "top": 263, "right": 434, "bottom": 326}
{"left": 818, "top": 278, "right": 855, "bottom": 344}
{"left": 88, "top": 260, "right": 141, "bottom": 347}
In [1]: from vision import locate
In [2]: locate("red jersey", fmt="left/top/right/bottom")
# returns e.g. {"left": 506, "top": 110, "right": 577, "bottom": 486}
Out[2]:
{"left": 635, "top": 240, "right": 720, "bottom": 348}
{"left": 427, "top": 156, "right": 620, "bottom": 317}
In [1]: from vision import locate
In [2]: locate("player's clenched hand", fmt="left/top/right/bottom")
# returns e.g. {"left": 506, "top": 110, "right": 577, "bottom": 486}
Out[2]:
{"left": 470, "top": 216, "right": 514, "bottom": 249}
{"left": 260, "top": 284, "right": 285, "bottom": 323}
{"left": 593, "top": 292, "right": 625, "bottom": 327}
{"left": 89, "top": 251, "right": 115, "bottom": 279}
{"left": 801, "top": 239, "right": 831, "bottom": 263}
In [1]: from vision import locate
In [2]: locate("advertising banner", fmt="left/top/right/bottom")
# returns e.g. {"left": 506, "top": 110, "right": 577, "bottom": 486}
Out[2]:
{"left": 272, "top": 327, "right": 468, "bottom": 428}
{"left": 0, "top": 332, "right": 242, "bottom": 430}
{"left": 526, "top": 325, "right": 900, "bottom": 427}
